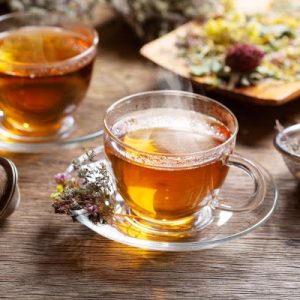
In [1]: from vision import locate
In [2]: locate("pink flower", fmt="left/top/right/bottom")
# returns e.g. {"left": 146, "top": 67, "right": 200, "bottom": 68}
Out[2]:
{"left": 54, "top": 173, "right": 71, "bottom": 185}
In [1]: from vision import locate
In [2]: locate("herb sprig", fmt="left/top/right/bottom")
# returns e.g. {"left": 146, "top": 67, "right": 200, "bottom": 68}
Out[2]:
{"left": 51, "top": 150, "right": 116, "bottom": 224}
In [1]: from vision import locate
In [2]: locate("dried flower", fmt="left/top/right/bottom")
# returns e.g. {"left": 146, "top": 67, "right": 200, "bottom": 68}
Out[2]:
{"left": 51, "top": 151, "right": 116, "bottom": 224}
{"left": 110, "top": 0, "right": 224, "bottom": 40}
{"left": 178, "top": 10, "right": 300, "bottom": 88}
{"left": 7, "top": 0, "right": 102, "bottom": 21}
{"left": 54, "top": 172, "right": 71, "bottom": 186}
{"left": 7, "top": 0, "right": 226, "bottom": 40}
{"left": 225, "top": 43, "right": 264, "bottom": 73}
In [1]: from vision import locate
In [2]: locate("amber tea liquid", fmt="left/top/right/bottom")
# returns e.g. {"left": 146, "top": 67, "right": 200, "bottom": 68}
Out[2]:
{"left": 0, "top": 26, "right": 95, "bottom": 137}
{"left": 105, "top": 108, "right": 231, "bottom": 223}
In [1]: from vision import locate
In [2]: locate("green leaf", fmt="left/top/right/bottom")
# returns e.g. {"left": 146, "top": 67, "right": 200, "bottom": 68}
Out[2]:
{"left": 190, "top": 65, "right": 210, "bottom": 76}
{"left": 211, "top": 60, "right": 223, "bottom": 73}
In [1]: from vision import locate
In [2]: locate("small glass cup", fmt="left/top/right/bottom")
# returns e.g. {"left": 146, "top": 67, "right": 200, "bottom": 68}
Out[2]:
{"left": 0, "top": 11, "right": 98, "bottom": 141}
{"left": 104, "top": 91, "right": 267, "bottom": 236}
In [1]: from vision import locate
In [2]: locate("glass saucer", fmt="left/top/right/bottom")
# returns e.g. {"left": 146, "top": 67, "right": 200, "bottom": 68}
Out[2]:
{"left": 0, "top": 95, "right": 104, "bottom": 153}
{"left": 69, "top": 146, "right": 278, "bottom": 252}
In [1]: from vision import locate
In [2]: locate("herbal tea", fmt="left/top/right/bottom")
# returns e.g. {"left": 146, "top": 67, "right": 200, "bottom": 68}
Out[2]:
{"left": 0, "top": 26, "right": 95, "bottom": 137}
{"left": 105, "top": 108, "right": 231, "bottom": 221}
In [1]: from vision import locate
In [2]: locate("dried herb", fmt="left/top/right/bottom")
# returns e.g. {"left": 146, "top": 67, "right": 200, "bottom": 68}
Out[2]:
{"left": 109, "top": 0, "right": 224, "bottom": 40}
{"left": 8, "top": 0, "right": 102, "bottom": 19}
{"left": 7, "top": 0, "right": 226, "bottom": 40}
{"left": 51, "top": 150, "right": 116, "bottom": 224}
{"left": 177, "top": 11, "right": 300, "bottom": 88}
{"left": 225, "top": 44, "right": 264, "bottom": 74}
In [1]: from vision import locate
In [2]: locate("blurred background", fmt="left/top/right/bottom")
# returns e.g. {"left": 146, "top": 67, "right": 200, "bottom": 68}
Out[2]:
{"left": 0, "top": 0, "right": 298, "bottom": 41}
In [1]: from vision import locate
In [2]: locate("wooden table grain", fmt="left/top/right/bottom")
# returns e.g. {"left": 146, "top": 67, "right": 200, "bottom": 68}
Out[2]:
{"left": 0, "top": 12, "right": 299, "bottom": 300}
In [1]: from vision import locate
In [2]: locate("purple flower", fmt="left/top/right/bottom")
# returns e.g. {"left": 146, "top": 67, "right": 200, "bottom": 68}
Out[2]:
{"left": 225, "top": 43, "right": 264, "bottom": 73}
{"left": 55, "top": 173, "right": 71, "bottom": 185}
{"left": 86, "top": 204, "right": 99, "bottom": 216}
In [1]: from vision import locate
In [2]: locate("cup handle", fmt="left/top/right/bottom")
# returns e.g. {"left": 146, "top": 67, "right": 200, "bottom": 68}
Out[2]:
{"left": 215, "top": 154, "right": 267, "bottom": 212}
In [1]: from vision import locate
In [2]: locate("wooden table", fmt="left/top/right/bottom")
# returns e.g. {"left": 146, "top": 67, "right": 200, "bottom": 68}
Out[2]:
{"left": 0, "top": 12, "right": 299, "bottom": 300}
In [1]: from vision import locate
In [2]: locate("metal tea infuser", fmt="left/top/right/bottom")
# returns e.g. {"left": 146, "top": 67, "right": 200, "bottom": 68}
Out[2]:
{"left": 0, "top": 157, "right": 20, "bottom": 220}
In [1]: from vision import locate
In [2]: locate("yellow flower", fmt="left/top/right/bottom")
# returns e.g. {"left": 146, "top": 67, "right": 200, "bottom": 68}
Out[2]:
{"left": 56, "top": 184, "right": 64, "bottom": 193}
{"left": 50, "top": 192, "right": 61, "bottom": 200}
{"left": 245, "top": 21, "right": 261, "bottom": 44}
{"left": 272, "top": 17, "right": 300, "bottom": 28}
{"left": 203, "top": 18, "right": 236, "bottom": 44}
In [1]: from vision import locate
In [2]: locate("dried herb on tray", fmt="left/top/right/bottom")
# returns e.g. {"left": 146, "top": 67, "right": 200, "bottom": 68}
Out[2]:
{"left": 177, "top": 11, "right": 300, "bottom": 88}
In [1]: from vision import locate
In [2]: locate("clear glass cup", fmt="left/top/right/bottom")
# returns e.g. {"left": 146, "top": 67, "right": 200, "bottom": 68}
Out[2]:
{"left": 0, "top": 11, "right": 98, "bottom": 142}
{"left": 104, "top": 90, "right": 267, "bottom": 236}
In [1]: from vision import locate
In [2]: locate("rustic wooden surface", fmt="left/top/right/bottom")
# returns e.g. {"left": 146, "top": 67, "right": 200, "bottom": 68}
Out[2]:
{"left": 0, "top": 9, "right": 299, "bottom": 300}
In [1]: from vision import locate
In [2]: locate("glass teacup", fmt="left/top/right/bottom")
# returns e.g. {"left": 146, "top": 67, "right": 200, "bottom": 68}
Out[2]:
{"left": 104, "top": 91, "right": 266, "bottom": 236}
{"left": 0, "top": 11, "right": 98, "bottom": 141}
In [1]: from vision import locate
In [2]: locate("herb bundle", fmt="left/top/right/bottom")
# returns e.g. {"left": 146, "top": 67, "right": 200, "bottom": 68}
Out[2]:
{"left": 51, "top": 150, "right": 116, "bottom": 224}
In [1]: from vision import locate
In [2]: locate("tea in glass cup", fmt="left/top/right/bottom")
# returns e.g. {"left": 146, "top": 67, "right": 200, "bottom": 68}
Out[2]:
{"left": 104, "top": 91, "right": 266, "bottom": 236}
{"left": 0, "top": 12, "right": 98, "bottom": 140}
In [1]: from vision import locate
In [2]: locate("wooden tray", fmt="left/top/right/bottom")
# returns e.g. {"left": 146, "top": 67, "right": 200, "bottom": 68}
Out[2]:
{"left": 140, "top": 21, "right": 300, "bottom": 106}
